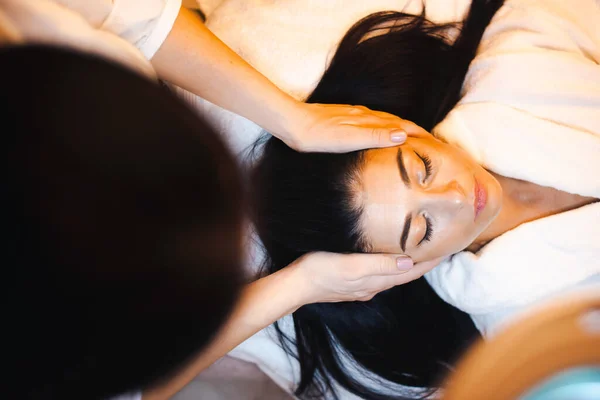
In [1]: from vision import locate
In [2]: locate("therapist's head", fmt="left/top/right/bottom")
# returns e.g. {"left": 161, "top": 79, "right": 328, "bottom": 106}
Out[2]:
{"left": 2, "top": 46, "right": 244, "bottom": 399}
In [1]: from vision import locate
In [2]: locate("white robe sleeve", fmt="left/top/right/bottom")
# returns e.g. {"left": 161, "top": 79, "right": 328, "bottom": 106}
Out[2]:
{"left": 54, "top": 0, "right": 182, "bottom": 59}
{"left": 0, "top": 0, "right": 156, "bottom": 77}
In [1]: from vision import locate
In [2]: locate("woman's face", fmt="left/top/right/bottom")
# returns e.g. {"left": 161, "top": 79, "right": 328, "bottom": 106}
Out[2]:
{"left": 355, "top": 133, "right": 502, "bottom": 263}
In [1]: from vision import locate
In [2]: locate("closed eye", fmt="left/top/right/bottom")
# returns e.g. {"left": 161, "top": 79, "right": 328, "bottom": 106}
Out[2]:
{"left": 418, "top": 215, "right": 434, "bottom": 246}
{"left": 415, "top": 152, "right": 433, "bottom": 181}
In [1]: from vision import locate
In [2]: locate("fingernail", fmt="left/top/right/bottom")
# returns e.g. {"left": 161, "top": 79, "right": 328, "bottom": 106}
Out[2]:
{"left": 390, "top": 130, "right": 407, "bottom": 143}
{"left": 396, "top": 257, "right": 413, "bottom": 271}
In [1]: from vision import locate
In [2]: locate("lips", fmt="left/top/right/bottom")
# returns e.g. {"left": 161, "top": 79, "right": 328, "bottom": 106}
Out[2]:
{"left": 474, "top": 178, "right": 488, "bottom": 220}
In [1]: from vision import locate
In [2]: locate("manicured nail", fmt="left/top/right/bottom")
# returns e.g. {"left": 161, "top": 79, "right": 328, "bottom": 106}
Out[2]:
{"left": 390, "top": 130, "right": 407, "bottom": 143}
{"left": 396, "top": 257, "right": 413, "bottom": 271}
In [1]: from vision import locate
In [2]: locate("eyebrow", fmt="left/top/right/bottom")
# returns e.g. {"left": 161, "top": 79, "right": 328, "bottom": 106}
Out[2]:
{"left": 396, "top": 148, "right": 412, "bottom": 251}
{"left": 400, "top": 213, "right": 412, "bottom": 252}
{"left": 396, "top": 147, "right": 411, "bottom": 188}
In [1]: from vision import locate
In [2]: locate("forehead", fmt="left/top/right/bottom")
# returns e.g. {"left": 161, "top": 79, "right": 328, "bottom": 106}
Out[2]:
{"left": 355, "top": 146, "right": 408, "bottom": 252}
{"left": 358, "top": 134, "right": 443, "bottom": 199}
{"left": 360, "top": 147, "right": 403, "bottom": 201}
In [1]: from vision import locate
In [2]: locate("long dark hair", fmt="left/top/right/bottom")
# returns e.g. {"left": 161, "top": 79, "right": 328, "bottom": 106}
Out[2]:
{"left": 253, "top": 1, "right": 504, "bottom": 399}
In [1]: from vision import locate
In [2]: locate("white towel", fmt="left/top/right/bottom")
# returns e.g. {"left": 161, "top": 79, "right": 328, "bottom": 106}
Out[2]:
{"left": 424, "top": 0, "right": 600, "bottom": 335}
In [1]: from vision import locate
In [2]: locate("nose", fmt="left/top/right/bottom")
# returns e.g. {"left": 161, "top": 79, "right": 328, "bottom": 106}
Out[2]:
{"left": 419, "top": 180, "right": 467, "bottom": 213}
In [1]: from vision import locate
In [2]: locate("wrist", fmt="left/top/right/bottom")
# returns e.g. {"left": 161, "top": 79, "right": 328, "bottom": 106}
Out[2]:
{"left": 271, "top": 97, "right": 306, "bottom": 145}
{"left": 276, "top": 261, "right": 315, "bottom": 311}
{"left": 284, "top": 256, "right": 324, "bottom": 307}
{"left": 242, "top": 263, "right": 310, "bottom": 328}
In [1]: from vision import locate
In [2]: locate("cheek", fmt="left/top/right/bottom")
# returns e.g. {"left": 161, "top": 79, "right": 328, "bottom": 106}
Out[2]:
{"left": 426, "top": 139, "right": 477, "bottom": 172}
{"left": 435, "top": 150, "right": 469, "bottom": 178}
{"left": 410, "top": 240, "right": 457, "bottom": 263}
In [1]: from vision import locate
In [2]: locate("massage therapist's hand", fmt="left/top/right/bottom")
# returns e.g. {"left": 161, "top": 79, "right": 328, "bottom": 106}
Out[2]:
{"left": 281, "top": 102, "right": 429, "bottom": 153}
{"left": 152, "top": 8, "right": 428, "bottom": 154}
{"left": 292, "top": 252, "right": 444, "bottom": 303}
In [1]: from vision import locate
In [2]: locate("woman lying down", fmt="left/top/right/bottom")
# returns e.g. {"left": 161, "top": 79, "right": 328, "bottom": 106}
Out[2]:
{"left": 151, "top": 0, "right": 600, "bottom": 399}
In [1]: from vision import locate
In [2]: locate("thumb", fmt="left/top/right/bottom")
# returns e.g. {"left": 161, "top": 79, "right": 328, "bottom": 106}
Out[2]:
{"left": 384, "top": 256, "right": 447, "bottom": 287}
{"left": 336, "top": 119, "right": 429, "bottom": 152}
{"left": 365, "top": 119, "right": 432, "bottom": 148}
{"left": 347, "top": 126, "right": 408, "bottom": 152}
{"left": 367, "top": 254, "right": 414, "bottom": 276}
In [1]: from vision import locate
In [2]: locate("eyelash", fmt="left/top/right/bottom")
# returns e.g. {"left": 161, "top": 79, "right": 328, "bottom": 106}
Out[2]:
{"left": 415, "top": 151, "right": 434, "bottom": 246}
{"left": 417, "top": 152, "right": 433, "bottom": 181}
{"left": 418, "top": 215, "right": 434, "bottom": 246}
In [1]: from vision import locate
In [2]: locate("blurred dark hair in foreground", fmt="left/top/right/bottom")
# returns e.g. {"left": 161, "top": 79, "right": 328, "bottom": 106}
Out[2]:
{"left": 1, "top": 46, "right": 244, "bottom": 399}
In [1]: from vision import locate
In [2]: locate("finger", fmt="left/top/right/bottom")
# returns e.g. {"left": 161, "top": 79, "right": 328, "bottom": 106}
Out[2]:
{"left": 347, "top": 106, "right": 369, "bottom": 115}
{"left": 338, "top": 106, "right": 430, "bottom": 134}
{"left": 316, "top": 103, "right": 426, "bottom": 135}
{"left": 356, "top": 272, "right": 422, "bottom": 296}
{"left": 342, "top": 110, "right": 432, "bottom": 137}
{"left": 323, "top": 124, "right": 406, "bottom": 153}
{"left": 360, "top": 276, "right": 408, "bottom": 295}
{"left": 357, "top": 294, "right": 376, "bottom": 302}
{"left": 378, "top": 254, "right": 414, "bottom": 276}
{"left": 370, "top": 126, "right": 406, "bottom": 148}
{"left": 390, "top": 118, "right": 430, "bottom": 136}
{"left": 386, "top": 256, "right": 446, "bottom": 286}
{"left": 337, "top": 116, "right": 405, "bottom": 128}
{"left": 357, "top": 263, "right": 437, "bottom": 294}
{"left": 345, "top": 253, "right": 414, "bottom": 279}
{"left": 333, "top": 120, "right": 431, "bottom": 152}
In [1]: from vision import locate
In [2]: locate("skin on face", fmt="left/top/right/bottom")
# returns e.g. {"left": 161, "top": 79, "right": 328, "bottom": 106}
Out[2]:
{"left": 355, "top": 133, "right": 503, "bottom": 263}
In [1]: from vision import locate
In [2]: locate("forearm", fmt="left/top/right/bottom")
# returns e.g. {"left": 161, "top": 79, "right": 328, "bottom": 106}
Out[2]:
{"left": 142, "top": 265, "right": 306, "bottom": 400}
{"left": 151, "top": 7, "right": 299, "bottom": 140}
